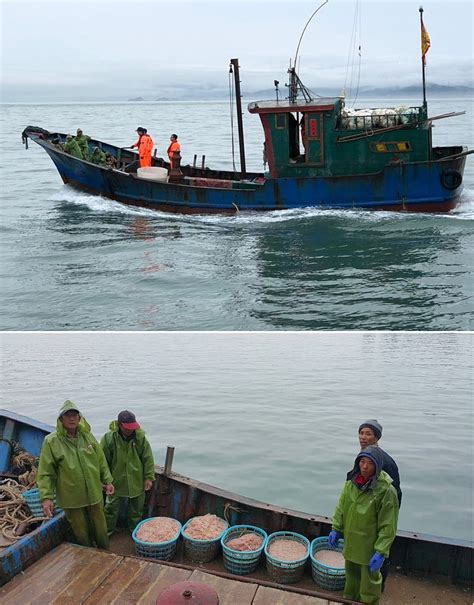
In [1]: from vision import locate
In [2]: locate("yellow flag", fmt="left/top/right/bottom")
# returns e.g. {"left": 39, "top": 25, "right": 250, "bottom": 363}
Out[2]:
{"left": 421, "top": 19, "right": 431, "bottom": 61}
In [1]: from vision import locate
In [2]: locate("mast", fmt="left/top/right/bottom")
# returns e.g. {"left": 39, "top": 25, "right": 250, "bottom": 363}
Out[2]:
{"left": 230, "top": 58, "right": 246, "bottom": 177}
{"left": 419, "top": 6, "right": 430, "bottom": 109}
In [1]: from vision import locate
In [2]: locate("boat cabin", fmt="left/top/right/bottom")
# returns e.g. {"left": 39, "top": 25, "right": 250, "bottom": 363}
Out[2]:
{"left": 248, "top": 98, "right": 430, "bottom": 178}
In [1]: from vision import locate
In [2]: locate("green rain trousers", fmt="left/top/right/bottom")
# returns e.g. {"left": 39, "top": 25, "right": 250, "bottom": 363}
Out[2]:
{"left": 344, "top": 560, "right": 382, "bottom": 605}
{"left": 64, "top": 503, "right": 109, "bottom": 549}
{"left": 104, "top": 493, "right": 145, "bottom": 533}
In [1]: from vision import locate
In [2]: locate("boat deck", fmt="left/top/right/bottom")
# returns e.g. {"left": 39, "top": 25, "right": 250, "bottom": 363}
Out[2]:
{"left": 1, "top": 543, "right": 344, "bottom": 604}
{"left": 2, "top": 536, "right": 471, "bottom": 605}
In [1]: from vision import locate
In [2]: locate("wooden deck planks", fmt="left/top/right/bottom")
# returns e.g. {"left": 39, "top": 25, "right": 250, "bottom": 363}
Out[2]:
{"left": 189, "top": 569, "right": 259, "bottom": 605}
{"left": 0, "top": 543, "right": 353, "bottom": 604}
{"left": 252, "top": 585, "right": 330, "bottom": 604}
{"left": 84, "top": 557, "right": 192, "bottom": 604}
{"left": 0, "top": 543, "right": 120, "bottom": 604}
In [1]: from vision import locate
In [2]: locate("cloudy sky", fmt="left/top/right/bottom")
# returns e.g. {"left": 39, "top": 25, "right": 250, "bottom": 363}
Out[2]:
{"left": 1, "top": 0, "right": 472, "bottom": 101}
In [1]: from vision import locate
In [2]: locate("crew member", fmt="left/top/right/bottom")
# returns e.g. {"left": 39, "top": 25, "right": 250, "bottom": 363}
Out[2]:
{"left": 63, "top": 134, "right": 83, "bottom": 159}
{"left": 37, "top": 400, "right": 114, "bottom": 549}
{"left": 131, "top": 127, "right": 154, "bottom": 168}
{"left": 75, "top": 129, "right": 90, "bottom": 160}
{"left": 329, "top": 446, "right": 399, "bottom": 605}
{"left": 90, "top": 146, "right": 107, "bottom": 166}
{"left": 354, "top": 419, "right": 402, "bottom": 591}
{"left": 101, "top": 410, "right": 155, "bottom": 534}
{"left": 355, "top": 419, "right": 402, "bottom": 505}
{"left": 167, "top": 133, "right": 181, "bottom": 170}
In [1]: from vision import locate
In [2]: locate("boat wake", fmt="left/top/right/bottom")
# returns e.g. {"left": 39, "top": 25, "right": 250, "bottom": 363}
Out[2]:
{"left": 50, "top": 188, "right": 161, "bottom": 218}
{"left": 51, "top": 185, "right": 474, "bottom": 224}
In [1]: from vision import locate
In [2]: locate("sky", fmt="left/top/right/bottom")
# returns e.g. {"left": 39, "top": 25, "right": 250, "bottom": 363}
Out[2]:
{"left": 1, "top": 0, "right": 473, "bottom": 102}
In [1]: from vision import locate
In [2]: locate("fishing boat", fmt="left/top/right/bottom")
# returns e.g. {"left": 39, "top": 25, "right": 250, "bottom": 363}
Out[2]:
{"left": 1, "top": 409, "right": 472, "bottom": 603}
{"left": 20, "top": 6, "right": 471, "bottom": 216}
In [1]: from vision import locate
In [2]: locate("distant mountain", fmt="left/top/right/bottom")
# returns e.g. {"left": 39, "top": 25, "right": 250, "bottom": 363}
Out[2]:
{"left": 245, "top": 84, "right": 474, "bottom": 100}
{"left": 125, "top": 83, "right": 473, "bottom": 102}
{"left": 355, "top": 84, "right": 474, "bottom": 98}
{"left": 127, "top": 96, "right": 146, "bottom": 102}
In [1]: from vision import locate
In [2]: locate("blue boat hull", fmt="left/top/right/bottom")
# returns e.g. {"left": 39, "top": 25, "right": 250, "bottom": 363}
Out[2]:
{"left": 33, "top": 136, "right": 466, "bottom": 214}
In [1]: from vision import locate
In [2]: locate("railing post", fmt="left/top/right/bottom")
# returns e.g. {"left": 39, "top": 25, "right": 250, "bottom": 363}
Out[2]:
{"left": 164, "top": 446, "right": 175, "bottom": 475}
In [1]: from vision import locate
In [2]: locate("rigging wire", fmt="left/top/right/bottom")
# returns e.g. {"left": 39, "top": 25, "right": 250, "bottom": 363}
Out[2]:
{"left": 344, "top": 0, "right": 363, "bottom": 107}
{"left": 228, "top": 64, "right": 237, "bottom": 172}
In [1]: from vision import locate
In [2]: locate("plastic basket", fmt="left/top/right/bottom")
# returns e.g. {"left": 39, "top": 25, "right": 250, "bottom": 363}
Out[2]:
{"left": 22, "top": 488, "right": 62, "bottom": 518}
{"left": 310, "top": 536, "right": 346, "bottom": 591}
{"left": 221, "top": 525, "right": 267, "bottom": 575}
{"left": 132, "top": 517, "right": 182, "bottom": 561}
{"left": 181, "top": 516, "right": 229, "bottom": 563}
{"left": 264, "top": 531, "right": 310, "bottom": 584}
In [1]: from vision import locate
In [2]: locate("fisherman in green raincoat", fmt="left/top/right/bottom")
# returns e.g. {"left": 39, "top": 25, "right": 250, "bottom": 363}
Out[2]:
{"left": 63, "top": 134, "right": 83, "bottom": 159}
{"left": 37, "top": 400, "right": 114, "bottom": 549}
{"left": 75, "top": 128, "right": 90, "bottom": 160}
{"left": 328, "top": 445, "right": 399, "bottom": 605}
{"left": 100, "top": 410, "right": 155, "bottom": 534}
{"left": 90, "top": 146, "right": 107, "bottom": 166}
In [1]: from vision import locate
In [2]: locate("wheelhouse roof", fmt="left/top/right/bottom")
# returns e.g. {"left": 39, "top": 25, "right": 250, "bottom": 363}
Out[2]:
{"left": 248, "top": 97, "right": 340, "bottom": 114}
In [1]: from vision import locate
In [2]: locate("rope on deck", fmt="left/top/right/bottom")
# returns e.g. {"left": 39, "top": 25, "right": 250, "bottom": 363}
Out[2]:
{"left": 0, "top": 443, "right": 46, "bottom": 547}
{"left": 0, "top": 480, "right": 48, "bottom": 546}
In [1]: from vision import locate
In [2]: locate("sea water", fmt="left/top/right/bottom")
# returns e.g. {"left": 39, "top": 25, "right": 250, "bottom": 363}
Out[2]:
{"left": 0, "top": 331, "right": 472, "bottom": 542}
{"left": 1, "top": 99, "right": 473, "bottom": 330}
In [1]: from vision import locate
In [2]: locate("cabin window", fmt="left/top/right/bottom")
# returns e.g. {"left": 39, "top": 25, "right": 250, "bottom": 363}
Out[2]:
{"left": 275, "top": 114, "right": 287, "bottom": 129}
{"left": 370, "top": 142, "right": 411, "bottom": 153}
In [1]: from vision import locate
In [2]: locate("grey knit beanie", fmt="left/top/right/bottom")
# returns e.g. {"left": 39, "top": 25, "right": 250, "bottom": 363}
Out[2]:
{"left": 358, "top": 419, "right": 383, "bottom": 440}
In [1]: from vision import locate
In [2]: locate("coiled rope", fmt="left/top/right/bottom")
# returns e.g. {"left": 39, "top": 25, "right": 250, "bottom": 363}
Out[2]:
{"left": 0, "top": 480, "right": 48, "bottom": 547}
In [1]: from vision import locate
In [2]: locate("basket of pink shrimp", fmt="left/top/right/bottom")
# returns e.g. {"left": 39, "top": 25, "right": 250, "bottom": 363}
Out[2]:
{"left": 220, "top": 524, "right": 268, "bottom": 575}
{"left": 132, "top": 516, "right": 182, "bottom": 561}
{"left": 181, "top": 513, "right": 229, "bottom": 563}
{"left": 264, "top": 531, "right": 310, "bottom": 584}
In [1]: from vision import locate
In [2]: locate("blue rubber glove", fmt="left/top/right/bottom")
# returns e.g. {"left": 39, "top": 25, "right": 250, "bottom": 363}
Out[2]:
{"left": 369, "top": 552, "right": 385, "bottom": 573}
{"left": 328, "top": 530, "right": 341, "bottom": 548}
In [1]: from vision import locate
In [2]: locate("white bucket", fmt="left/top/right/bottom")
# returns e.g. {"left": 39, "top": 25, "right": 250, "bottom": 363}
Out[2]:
{"left": 137, "top": 167, "right": 169, "bottom": 182}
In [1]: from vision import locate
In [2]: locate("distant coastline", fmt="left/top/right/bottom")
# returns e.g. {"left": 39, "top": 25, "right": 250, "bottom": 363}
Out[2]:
{"left": 131, "top": 83, "right": 474, "bottom": 103}
{"left": 1, "top": 84, "right": 472, "bottom": 104}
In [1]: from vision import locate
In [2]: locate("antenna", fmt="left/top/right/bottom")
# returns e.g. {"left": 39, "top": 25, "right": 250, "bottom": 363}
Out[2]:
{"left": 288, "top": 0, "right": 329, "bottom": 103}
{"left": 293, "top": 0, "right": 329, "bottom": 68}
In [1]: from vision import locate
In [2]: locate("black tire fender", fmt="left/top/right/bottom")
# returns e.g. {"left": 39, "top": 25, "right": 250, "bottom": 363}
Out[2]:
{"left": 440, "top": 169, "right": 462, "bottom": 190}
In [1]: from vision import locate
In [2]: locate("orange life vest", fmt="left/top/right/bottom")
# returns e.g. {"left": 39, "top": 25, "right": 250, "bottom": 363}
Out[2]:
{"left": 167, "top": 141, "right": 180, "bottom": 158}
{"left": 133, "top": 134, "right": 154, "bottom": 167}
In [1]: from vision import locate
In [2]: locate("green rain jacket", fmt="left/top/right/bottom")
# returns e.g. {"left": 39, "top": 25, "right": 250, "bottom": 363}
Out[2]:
{"left": 37, "top": 400, "right": 113, "bottom": 509}
{"left": 75, "top": 134, "right": 89, "bottom": 160}
{"left": 63, "top": 138, "right": 83, "bottom": 159}
{"left": 100, "top": 421, "right": 155, "bottom": 498}
{"left": 90, "top": 148, "right": 107, "bottom": 166}
{"left": 332, "top": 470, "right": 399, "bottom": 565}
